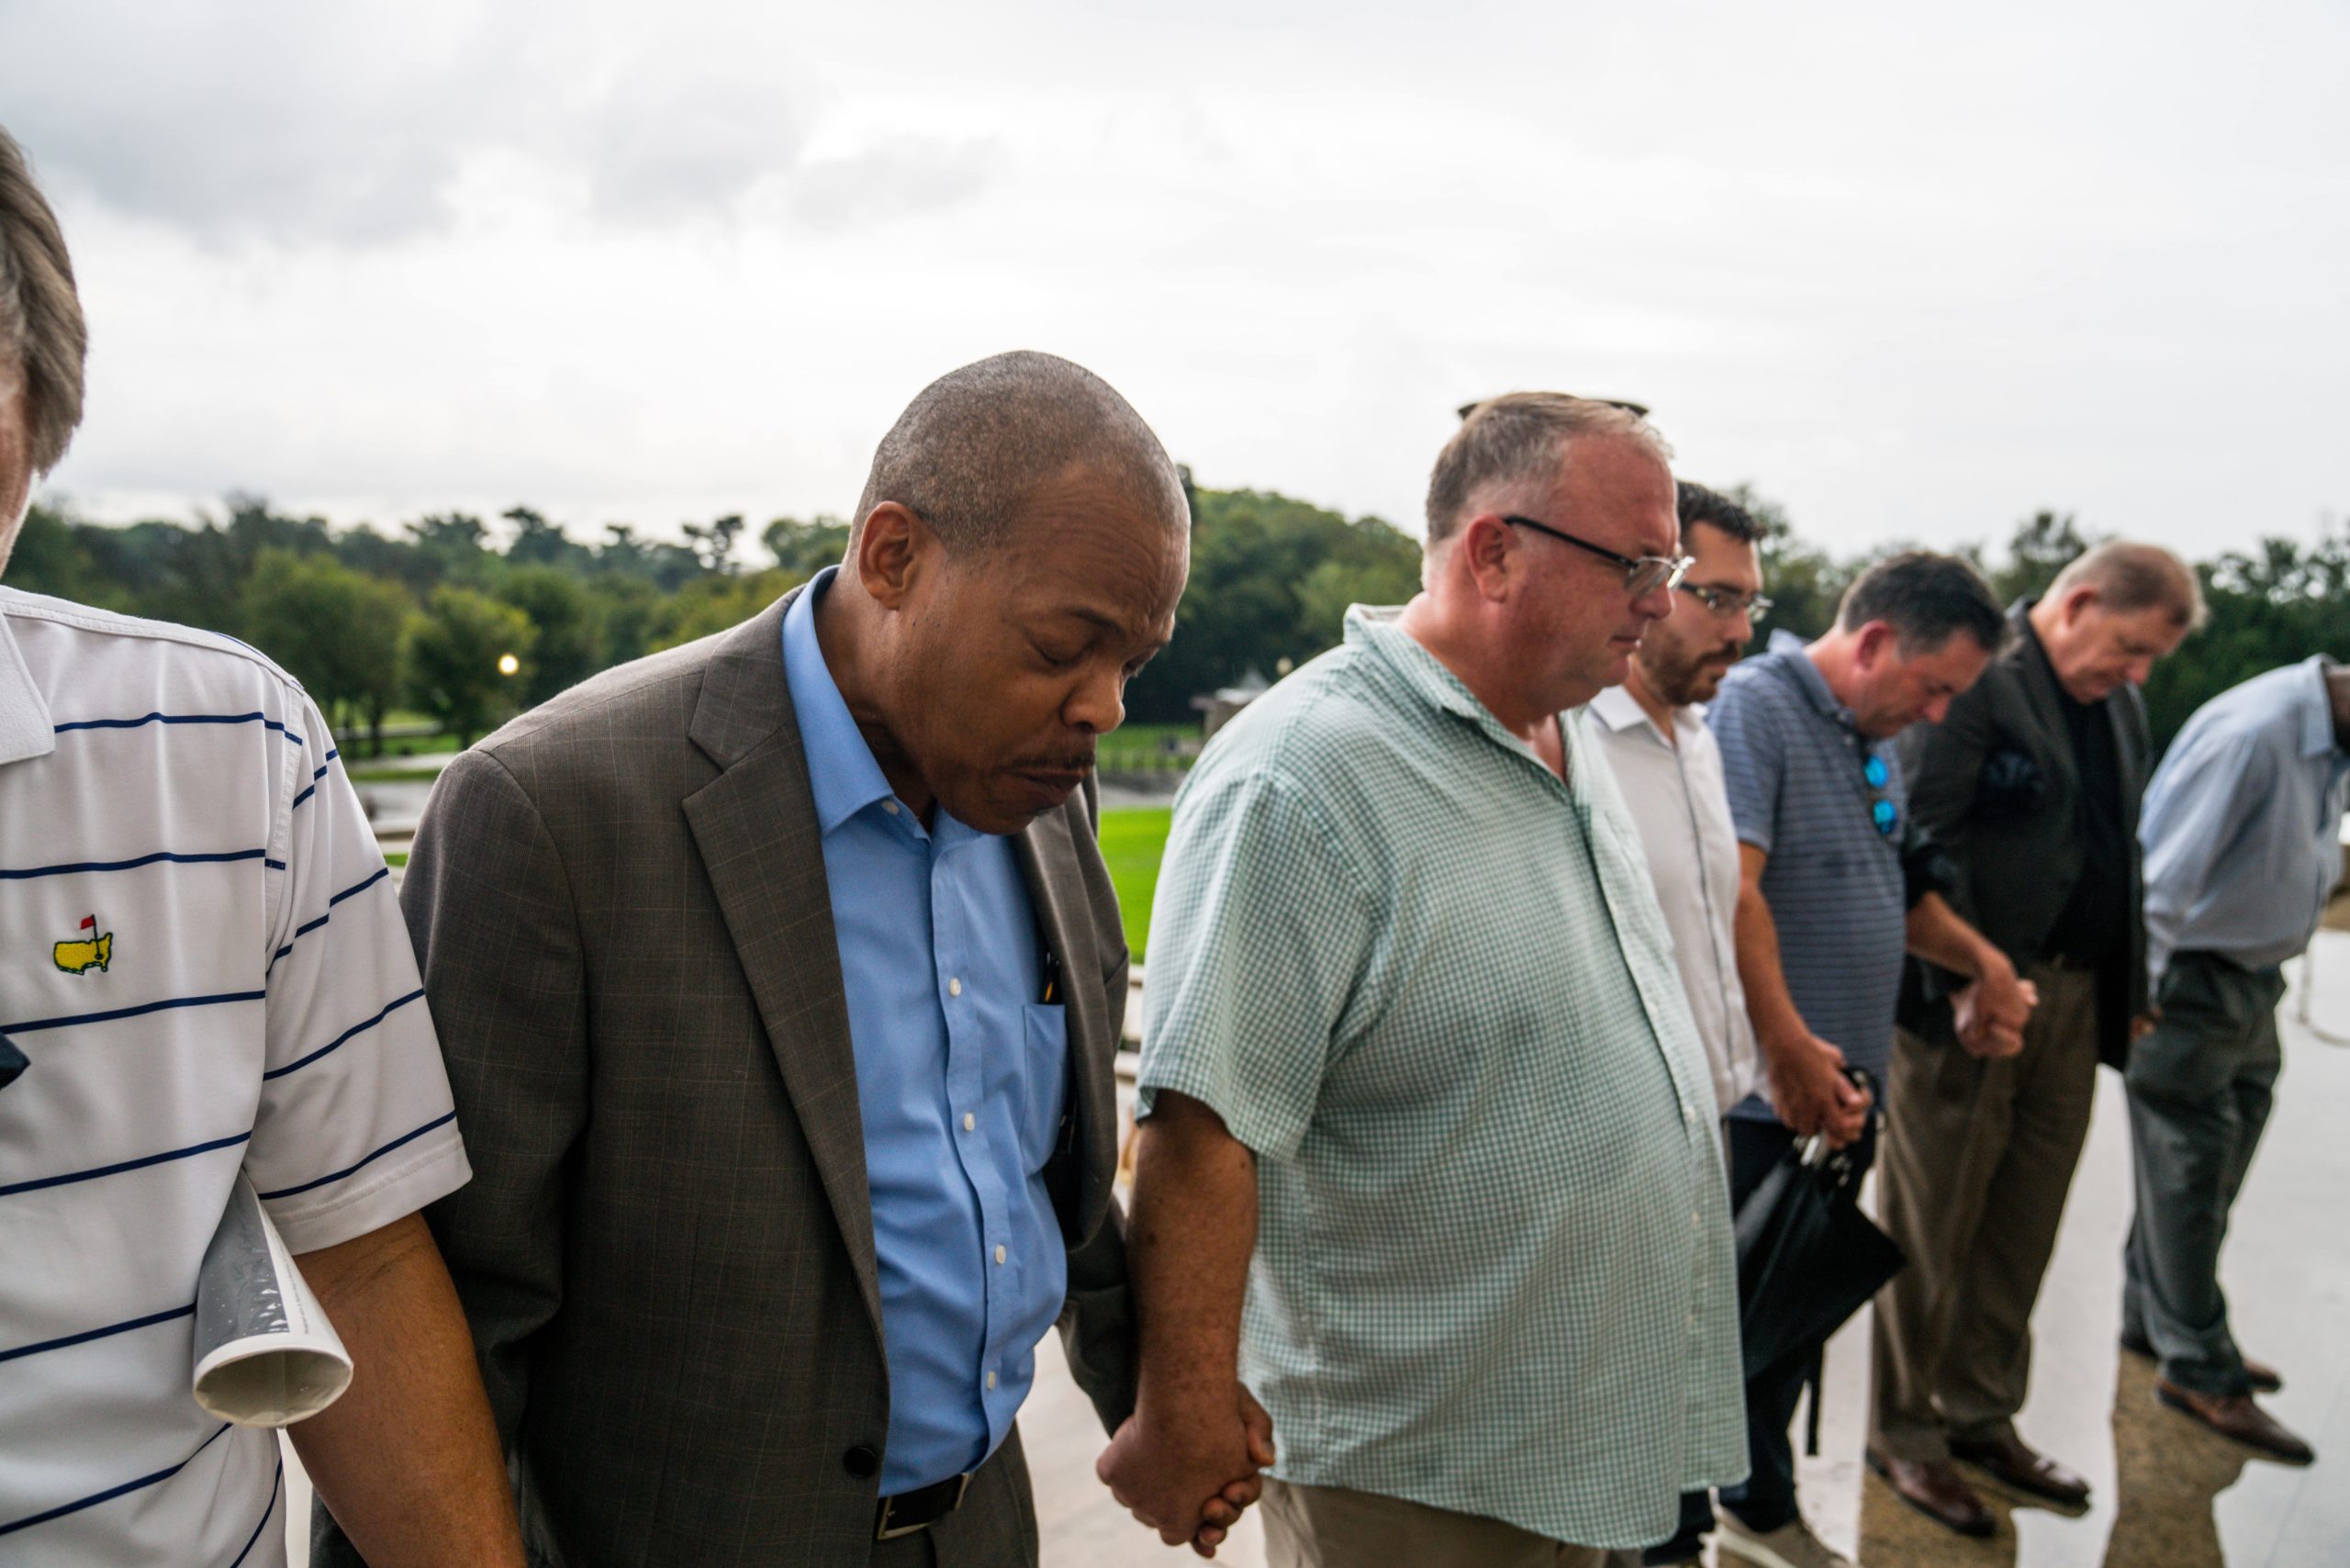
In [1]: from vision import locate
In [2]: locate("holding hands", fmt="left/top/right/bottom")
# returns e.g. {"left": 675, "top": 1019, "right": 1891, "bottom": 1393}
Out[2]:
{"left": 1098, "top": 1383, "right": 1276, "bottom": 1557}
{"left": 1954, "top": 954, "right": 2039, "bottom": 1058}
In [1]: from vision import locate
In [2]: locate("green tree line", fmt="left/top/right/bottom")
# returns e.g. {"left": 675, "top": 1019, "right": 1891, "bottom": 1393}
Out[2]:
{"left": 8, "top": 483, "right": 2343, "bottom": 754}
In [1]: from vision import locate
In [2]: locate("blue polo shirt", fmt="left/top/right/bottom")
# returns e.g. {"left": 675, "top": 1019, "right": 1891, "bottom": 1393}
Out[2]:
{"left": 1707, "top": 631, "right": 1909, "bottom": 1119}
{"left": 781, "top": 569, "right": 1069, "bottom": 1494}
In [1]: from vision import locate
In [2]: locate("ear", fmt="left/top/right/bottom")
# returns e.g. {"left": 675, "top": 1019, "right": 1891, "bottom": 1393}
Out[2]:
{"left": 1852, "top": 620, "right": 1897, "bottom": 670}
{"left": 2057, "top": 583, "right": 2099, "bottom": 625}
{"left": 852, "top": 502, "right": 937, "bottom": 612}
{"left": 1454, "top": 514, "right": 1518, "bottom": 603}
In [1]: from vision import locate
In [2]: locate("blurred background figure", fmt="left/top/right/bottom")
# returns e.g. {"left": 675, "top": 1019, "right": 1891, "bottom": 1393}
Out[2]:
{"left": 2121, "top": 654, "right": 2350, "bottom": 1467}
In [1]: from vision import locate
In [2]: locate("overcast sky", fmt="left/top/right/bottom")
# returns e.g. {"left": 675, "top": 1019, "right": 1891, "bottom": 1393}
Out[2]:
{"left": 6, "top": 0, "right": 2344, "bottom": 561}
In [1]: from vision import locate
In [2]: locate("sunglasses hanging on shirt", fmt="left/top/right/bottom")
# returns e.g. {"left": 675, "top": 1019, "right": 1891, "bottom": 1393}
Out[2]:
{"left": 1860, "top": 752, "right": 1900, "bottom": 838}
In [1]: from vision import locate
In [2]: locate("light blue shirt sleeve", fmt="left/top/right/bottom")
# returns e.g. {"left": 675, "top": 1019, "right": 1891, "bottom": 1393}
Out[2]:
{"left": 2139, "top": 658, "right": 2350, "bottom": 982}
{"left": 2141, "top": 728, "right": 2274, "bottom": 982}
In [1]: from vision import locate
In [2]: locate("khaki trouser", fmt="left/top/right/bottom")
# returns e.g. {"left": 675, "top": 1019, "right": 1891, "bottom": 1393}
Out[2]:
{"left": 1261, "top": 1477, "right": 1638, "bottom": 1568}
{"left": 1871, "top": 963, "right": 2101, "bottom": 1462}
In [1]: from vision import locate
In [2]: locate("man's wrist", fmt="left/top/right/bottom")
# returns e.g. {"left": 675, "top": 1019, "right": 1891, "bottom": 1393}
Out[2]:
{"left": 1756, "top": 1020, "right": 1814, "bottom": 1063}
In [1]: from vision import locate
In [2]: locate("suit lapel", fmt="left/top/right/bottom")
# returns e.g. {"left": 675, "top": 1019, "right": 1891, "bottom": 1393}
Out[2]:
{"left": 680, "top": 590, "right": 881, "bottom": 1334}
{"left": 1014, "top": 805, "right": 1116, "bottom": 1245}
{"left": 2014, "top": 605, "right": 2071, "bottom": 763}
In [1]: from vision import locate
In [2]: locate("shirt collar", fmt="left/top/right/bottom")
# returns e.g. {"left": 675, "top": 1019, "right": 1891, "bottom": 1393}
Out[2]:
{"left": 1344, "top": 604, "right": 1490, "bottom": 725}
{"left": 781, "top": 567, "right": 899, "bottom": 834}
{"left": 1587, "top": 682, "right": 1677, "bottom": 745}
{"left": 0, "top": 605, "right": 56, "bottom": 767}
{"left": 2300, "top": 654, "right": 2342, "bottom": 760}
{"left": 1343, "top": 603, "right": 1594, "bottom": 787}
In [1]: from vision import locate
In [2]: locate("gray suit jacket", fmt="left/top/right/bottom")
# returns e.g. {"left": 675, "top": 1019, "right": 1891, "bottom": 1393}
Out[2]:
{"left": 319, "top": 588, "right": 1136, "bottom": 1567}
{"left": 1897, "top": 599, "right": 2152, "bottom": 1066}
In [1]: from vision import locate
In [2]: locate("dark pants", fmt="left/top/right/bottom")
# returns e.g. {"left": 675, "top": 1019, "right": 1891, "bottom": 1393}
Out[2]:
{"left": 1644, "top": 1119, "right": 1807, "bottom": 1562}
{"left": 2121, "top": 951, "right": 2287, "bottom": 1398}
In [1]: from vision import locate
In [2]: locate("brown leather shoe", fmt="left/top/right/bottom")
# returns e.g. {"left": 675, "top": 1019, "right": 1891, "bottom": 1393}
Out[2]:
{"left": 2120, "top": 1332, "right": 2283, "bottom": 1393}
{"left": 1951, "top": 1432, "right": 2090, "bottom": 1507}
{"left": 1867, "top": 1449, "right": 1996, "bottom": 1537}
{"left": 2154, "top": 1379, "right": 2316, "bottom": 1464}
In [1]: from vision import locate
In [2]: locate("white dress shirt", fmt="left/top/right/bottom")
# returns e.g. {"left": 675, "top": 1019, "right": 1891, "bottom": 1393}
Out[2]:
{"left": 1588, "top": 684, "right": 1765, "bottom": 1117}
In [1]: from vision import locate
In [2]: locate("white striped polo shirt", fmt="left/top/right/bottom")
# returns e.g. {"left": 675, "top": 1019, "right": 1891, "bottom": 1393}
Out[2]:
{"left": 0, "top": 586, "right": 471, "bottom": 1566}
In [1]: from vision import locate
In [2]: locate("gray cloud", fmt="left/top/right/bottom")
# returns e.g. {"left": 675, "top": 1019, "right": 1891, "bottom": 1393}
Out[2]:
{"left": 0, "top": 0, "right": 990, "bottom": 243}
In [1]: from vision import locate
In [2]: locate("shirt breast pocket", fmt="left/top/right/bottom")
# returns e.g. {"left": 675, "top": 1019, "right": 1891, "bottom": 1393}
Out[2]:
{"left": 1019, "top": 1002, "right": 1070, "bottom": 1173}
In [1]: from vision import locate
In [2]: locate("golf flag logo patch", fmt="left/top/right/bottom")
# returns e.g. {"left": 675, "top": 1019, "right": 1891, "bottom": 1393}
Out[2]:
{"left": 54, "top": 914, "right": 112, "bottom": 976}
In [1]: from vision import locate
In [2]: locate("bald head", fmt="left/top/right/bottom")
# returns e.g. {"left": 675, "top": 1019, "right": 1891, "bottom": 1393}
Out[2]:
{"left": 852, "top": 351, "right": 1187, "bottom": 554}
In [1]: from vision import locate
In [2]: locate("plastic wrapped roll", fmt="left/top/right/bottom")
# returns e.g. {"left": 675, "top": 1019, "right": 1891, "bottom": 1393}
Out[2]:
{"left": 191, "top": 1175, "right": 353, "bottom": 1427}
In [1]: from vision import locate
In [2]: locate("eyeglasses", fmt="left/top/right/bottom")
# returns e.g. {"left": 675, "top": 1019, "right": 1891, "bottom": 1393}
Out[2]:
{"left": 1681, "top": 582, "right": 1774, "bottom": 621}
{"left": 1861, "top": 750, "right": 1900, "bottom": 837}
{"left": 1501, "top": 515, "right": 1694, "bottom": 599}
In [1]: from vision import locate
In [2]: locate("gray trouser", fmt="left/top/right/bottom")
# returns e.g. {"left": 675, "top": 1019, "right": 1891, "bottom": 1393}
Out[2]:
{"left": 2121, "top": 950, "right": 2287, "bottom": 1398}
{"left": 1261, "top": 1478, "right": 1636, "bottom": 1568}
{"left": 870, "top": 1427, "right": 1040, "bottom": 1567}
{"left": 1871, "top": 964, "right": 2101, "bottom": 1462}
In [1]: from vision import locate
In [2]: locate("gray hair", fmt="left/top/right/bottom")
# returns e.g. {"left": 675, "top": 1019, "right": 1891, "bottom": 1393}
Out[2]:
{"left": 0, "top": 127, "right": 86, "bottom": 476}
{"left": 853, "top": 351, "right": 1186, "bottom": 554}
{"left": 2048, "top": 541, "right": 2207, "bottom": 631}
{"left": 1425, "top": 392, "right": 1672, "bottom": 547}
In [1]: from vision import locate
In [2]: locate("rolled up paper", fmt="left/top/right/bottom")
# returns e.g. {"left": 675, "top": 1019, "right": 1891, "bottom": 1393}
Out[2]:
{"left": 192, "top": 1175, "right": 352, "bottom": 1427}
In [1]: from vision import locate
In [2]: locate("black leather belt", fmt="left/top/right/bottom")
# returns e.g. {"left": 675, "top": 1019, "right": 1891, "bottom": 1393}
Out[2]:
{"left": 875, "top": 1471, "right": 971, "bottom": 1540}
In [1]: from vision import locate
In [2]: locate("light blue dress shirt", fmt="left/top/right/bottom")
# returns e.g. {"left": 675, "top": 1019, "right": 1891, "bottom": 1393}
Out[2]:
{"left": 2141, "top": 655, "right": 2350, "bottom": 981}
{"left": 782, "top": 568, "right": 1070, "bottom": 1494}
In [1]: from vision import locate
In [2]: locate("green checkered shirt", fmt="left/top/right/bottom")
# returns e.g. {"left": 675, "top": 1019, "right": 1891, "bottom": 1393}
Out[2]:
{"left": 1136, "top": 606, "right": 1747, "bottom": 1551}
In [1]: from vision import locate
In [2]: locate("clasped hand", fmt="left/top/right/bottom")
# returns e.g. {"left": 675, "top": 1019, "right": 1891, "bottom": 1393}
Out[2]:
{"left": 1953, "top": 958, "right": 2038, "bottom": 1059}
{"left": 1763, "top": 1030, "right": 1872, "bottom": 1148}
{"left": 1097, "top": 1384, "right": 1276, "bottom": 1558}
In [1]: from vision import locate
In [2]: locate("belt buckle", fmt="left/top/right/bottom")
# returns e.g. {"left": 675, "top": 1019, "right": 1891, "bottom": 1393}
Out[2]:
{"left": 874, "top": 1472, "right": 970, "bottom": 1541}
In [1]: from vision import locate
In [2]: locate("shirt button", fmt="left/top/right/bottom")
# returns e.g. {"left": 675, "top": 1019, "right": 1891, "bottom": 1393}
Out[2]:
{"left": 994, "top": 1245, "right": 1007, "bottom": 1265}
{"left": 881, "top": 800, "right": 900, "bottom": 815}
{"left": 1692, "top": 1212, "right": 1703, "bottom": 1228}
{"left": 948, "top": 977, "right": 963, "bottom": 998}
{"left": 985, "top": 1371, "right": 998, "bottom": 1391}
{"left": 963, "top": 1112, "right": 977, "bottom": 1132}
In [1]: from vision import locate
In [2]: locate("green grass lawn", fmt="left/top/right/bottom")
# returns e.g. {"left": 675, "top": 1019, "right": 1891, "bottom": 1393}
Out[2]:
{"left": 1096, "top": 721, "right": 1198, "bottom": 773}
{"left": 346, "top": 764, "right": 451, "bottom": 784}
{"left": 1099, "top": 806, "right": 1171, "bottom": 958}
